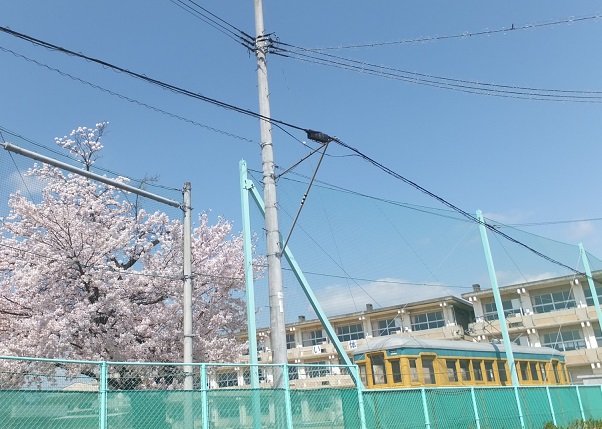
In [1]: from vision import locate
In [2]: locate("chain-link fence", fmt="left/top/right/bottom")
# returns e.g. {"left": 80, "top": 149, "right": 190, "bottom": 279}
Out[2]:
{"left": 1, "top": 356, "right": 602, "bottom": 428}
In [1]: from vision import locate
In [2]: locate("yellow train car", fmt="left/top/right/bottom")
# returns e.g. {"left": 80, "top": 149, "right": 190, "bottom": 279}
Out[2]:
{"left": 353, "top": 337, "right": 568, "bottom": 389}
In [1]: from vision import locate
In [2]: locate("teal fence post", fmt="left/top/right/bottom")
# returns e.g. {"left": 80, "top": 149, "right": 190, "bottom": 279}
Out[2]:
{"left": 282, "top": 363, "right": 294, "bottom": 429}
{"left": 351, "top": 365, "right": 368, "bottom": 429}
{"left": 546, "top": 386, "right": 557, "bottom": 427}
{"left": 421, "top": 388, "right": 431, "bottom": 429}
{"left": 576, "top": 386, "right": 586, "bottom": 420}
{"left": 470, "top": 387, "right": 481, "bottom": 429}
{"left": 240, "top": 161, "right": 262, "bottom": 429}
{"left": 513, "top": 387, "right": 526, "bottom": 429}
{"left": 99, "top": 361, "right": 108, "bottom": 429}
{"left": 200, "top": 364, "right": 209, "bottom": 429}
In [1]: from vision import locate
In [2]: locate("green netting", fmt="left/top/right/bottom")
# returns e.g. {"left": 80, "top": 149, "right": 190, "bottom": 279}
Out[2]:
{"left": 577, "top": 385, "right": 602, "bottom": 420}
{"left": 518, "top": 387, "right": 553, "bottom": 429}
{"left": 549, "top": 385, "right": 583, "bottom": 427}
{"left": 0, "top": 390, "right": 98, "bottom": 429}
{"left": 1, "top": 356, "right": 601, "bottom": 428}
{"left": 476, "top": 387, "right": 522, "bottom": 429}
{"left": 363, "top": 389, "right": 425, "bottom": 429}
{"left": 426, "top": 388, "right": 476, "bottom": 429}
{"left": 289, "top": 388, "right": 359, "bottom": 428}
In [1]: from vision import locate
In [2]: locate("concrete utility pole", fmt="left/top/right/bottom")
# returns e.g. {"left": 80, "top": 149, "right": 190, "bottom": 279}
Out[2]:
{"left": 253, "top": 0, "right": 288, "bottom": 387}
{"left": 183, "top": 182, "right": 194, "bottom": 391}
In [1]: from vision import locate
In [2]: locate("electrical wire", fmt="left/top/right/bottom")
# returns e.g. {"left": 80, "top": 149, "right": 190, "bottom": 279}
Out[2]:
{"left": 270, "top": 41, "right": 602, "bottom": 103}
{"left": 167, "top": 0, "right": 255, "bottom": 50}
{"left": 0, "top": 45, "right": 258, "bottom": 148}
{"left": 310, "top": 13, "right": 602, "bottom": 51}
{"left": 330, "top": 137, "right": 591, "bottom": 278}
{"left": 0, "top": 26, "right": 308, "bottom": 133}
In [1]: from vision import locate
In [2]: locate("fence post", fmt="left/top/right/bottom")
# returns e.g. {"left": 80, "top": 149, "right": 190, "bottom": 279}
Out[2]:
{"left": 470, "top": 387, "right": 481, "bottom": 429}
{"left": 282, "top": 363, "right": 294, "bottom": 429}
{"left": 513, "top": 386, "right": 526, "bottom": 429}
{"left": 421, "top": 388, "right": 431, "bottom": 429}
{"left": 575, "top": 385, "right": 586, "bottom": 420}
{"left": 546, "top": 386, "right": 557, "bottom": 427}
{"left": 99, "top": 361, "right": 108, "bottom": 429}
{"left": 200, "top": 364, "right": 209, "bottom": 429}
{"left": 351, "top": 365, "right": 368, "bottom": 429}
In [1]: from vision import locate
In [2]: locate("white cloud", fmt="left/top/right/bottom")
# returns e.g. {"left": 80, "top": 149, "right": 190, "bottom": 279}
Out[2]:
{"left": 312, "top": 278, "right": 456, "bottom": 316}
{"left": 566, "top": 221, "right": 596, "bottom": 241}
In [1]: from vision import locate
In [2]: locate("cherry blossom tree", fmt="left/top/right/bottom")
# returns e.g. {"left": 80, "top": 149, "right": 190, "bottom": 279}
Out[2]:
{"left": 0, "top": 123, "right": 257, "bottom": 371}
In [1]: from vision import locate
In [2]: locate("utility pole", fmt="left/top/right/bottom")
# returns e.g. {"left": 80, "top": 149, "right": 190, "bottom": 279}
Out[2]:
{"left": 253, "top": 0, "right": 288, "bottom": 387}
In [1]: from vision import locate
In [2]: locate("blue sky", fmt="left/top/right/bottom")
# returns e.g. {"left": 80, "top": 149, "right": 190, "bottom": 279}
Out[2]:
{"left": 1, "top": 1, "right": 601, "bottom": 322}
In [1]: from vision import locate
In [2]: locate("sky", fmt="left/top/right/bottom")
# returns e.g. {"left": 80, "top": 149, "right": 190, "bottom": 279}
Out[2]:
{"left": 1, "top": 1, "right": 601, "bottom": 324}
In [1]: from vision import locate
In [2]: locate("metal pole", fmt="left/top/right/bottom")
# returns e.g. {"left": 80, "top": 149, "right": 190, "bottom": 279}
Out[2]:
{"left": 253, "top": 0, "right": 288, "bottom": 387}
{"left": 200, "top": 364, "right": 209, "bottom": 429}
{"left": 476, "top": 210, "right": 520, "bottom": 387}
{"left": 546, "top": 386, "right": 557, "bottom": 427}
{"left": 2, "top": 142, "right": 180, "bottom": 208}
{"left": 99, "top": 361, "right": 108, "bottom": 429}
{"left": 420, "top": 388, "right": 431, "bottom": 429}
{"left": 245, "top": 178, "right": 363, "bottom": 387}
{"left": 182, "top": 183, "right": 194, "bottom": 429}
{"left": 579, "top": 243, "right": 602, "bottom": 336}
{"left": 240, "top": 160, "right": 262, "bottom": 429}
{"left": 470, "top": 387, "right": 481, "bottom": 429}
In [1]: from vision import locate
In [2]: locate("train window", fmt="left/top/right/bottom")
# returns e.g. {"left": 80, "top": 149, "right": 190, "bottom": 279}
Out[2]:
{"left": 529, "top": 362, "right": 539, "bottom": 381}
{"left": 497, "top": 361, "right": 507, "bottom": 383}
{"left": 446, "top": 360, "right": 458, "bottom": 382}
{"left": 518, "top": 362, "right": 529, "bottom": 381}
{"left": 371, "top": 354, "right": 387, "bottom": 385}
{"left": 422, "top": 357, "right": 436, "bottom": 385}
{"left": 409, "top": 359, "right": 419, "bottom": 382}
{"left": 391, "top": 360, "right": 402, "bottom": 383}
{"left": 358, "top": 364, "right": 367, "bottom": 385}
{"left": 552, "top": 361, "right": 560, "bottom": 384}
{"left": 459, "top": 360, "right": 471, "bottom": 381}
{"left": 484, "top": 361, "right": 495, "bottom": 382}
{"left": 539, "top": 363, "right": 548, "bottom": 382}
{"left": 473, "top": 360, "right": 483, "bottom": 381}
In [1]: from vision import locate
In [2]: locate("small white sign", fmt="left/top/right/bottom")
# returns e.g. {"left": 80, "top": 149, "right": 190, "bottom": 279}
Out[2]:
{"left": 312, "top": 345, "right": 321, "bottom": 354}
{"left": 349, "top": 340, "right": 357, "bottom": 349}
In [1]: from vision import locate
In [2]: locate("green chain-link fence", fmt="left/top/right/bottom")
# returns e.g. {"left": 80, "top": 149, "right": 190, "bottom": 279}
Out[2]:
{"left": 1, "top": 356, "right": 602, "bottom": 428}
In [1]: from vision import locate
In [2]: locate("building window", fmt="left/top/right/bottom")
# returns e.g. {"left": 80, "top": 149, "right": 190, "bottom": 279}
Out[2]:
{"left": 306, "top": 361, "right": 331, "bottom": 378}
{"left": 288, "top": 366, "right": 299, "bottom": 381}
{"left": 371, "top": 318, "right": 401, "bottom": 337}
{"left": 584, "top": 285, "right": 602, "bottom": 307}
{"left": 336, "top": 323, "right": 365, "bottom": 342}
{"left": 541, "top": 329, "right": 587, "bottom": 352}
{"left": 593, "top": 325, "right": 602, "bottom": 345}
{"left": 243, "top": 368, "right": 265, "bottom": 385}
{"left": 531, "top": 290, "right": 576, "bottom": 313}
{"left": 483, "top": 300, "right": 520, "bottom": 321}
{"left": 217, "top": 371, "right": 238, "bottom": 388}
{"left": 301, "top": 329, "right": 326, "bottom": 347}
{"left": 286, "top": 333, "right": 296, "bottom": 349}
{"left": 411, "top": 311, "right": 445, "bottom": 331}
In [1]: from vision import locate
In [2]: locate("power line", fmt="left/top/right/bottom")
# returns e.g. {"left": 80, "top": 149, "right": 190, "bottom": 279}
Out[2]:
{"left": 0, "top": 45, "right": 257, "bottom": 147}
{"left": 270, "top": 41, "right": 602, "bottom": 103}
{"left": 310, "top": 13, "right": 602, "bottom": 51}
{"left": 167, "top": 0, "right": 255, "bottom": 50}
{"left": 0, "top": 26, "right": 308, "bottom": 133}
{"left": 331, "top": 136, "right": 590, "bottom": 277}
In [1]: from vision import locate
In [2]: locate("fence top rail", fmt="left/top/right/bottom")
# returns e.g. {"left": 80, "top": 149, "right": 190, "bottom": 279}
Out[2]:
{"left": 363, "top": 384, "right": 581, "bottom": 393}
{"left": 0, "top": 355, "right": 356, "bottom": 369}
